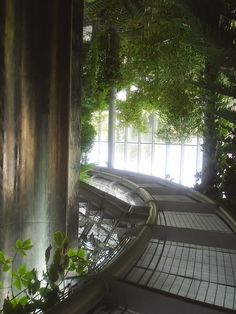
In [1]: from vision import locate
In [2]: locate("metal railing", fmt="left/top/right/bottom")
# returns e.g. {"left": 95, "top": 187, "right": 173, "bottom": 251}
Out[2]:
{"left": 45, "top": 174, "right": 157, "bottom": 314}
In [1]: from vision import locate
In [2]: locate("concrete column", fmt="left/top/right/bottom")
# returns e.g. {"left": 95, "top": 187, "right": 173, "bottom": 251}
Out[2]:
{"left": 0, "top": 2, "right": 4, "bottom": 217}
{"left": 0, "top": 0, "right": 74, "bottom": 292}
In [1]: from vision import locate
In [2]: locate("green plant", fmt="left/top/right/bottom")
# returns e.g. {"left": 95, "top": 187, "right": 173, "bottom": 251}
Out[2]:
{"left": 80, "top": 163, "right": 96, "bottom": 182}
{"left": 0, "top": 232, "right": 89, "bottom": 314}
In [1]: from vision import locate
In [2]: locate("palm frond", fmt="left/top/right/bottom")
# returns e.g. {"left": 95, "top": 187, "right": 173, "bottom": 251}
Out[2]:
{"left": 80, "top": 163, "right": 96, "bottom": 182}
{"left": 85, "top": 0, "right": 108, "bottom": 17}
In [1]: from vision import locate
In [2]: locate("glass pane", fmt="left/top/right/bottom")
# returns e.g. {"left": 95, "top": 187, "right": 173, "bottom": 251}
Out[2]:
{"left": 140, "top": 144, "right": 152, "bottom": 174}
{"left": 88, "top": 110, "right": 204, "bottom": 188}
{"left": 182, "top": 146, "right": 197, "bottom": 187}
{"left": 98, "top": 142, "right": 108, "bottom": 166}
{"left": 185, "top": 137, "right": 197, "bottom": 145}
{"left": 94, "top": 131, "right": 98, "bottom": 141}
{"left": 127, "top": 127, "right": 138, "bottom": 142}
{"left": 126, "top": 144, "right": 138, "bottom": 171}
{"left": 153, "top": 145, "right": 166, "bottom": 178}
{"left": 197, "top": 148, "right": 203, "bottom": 173}
{"left": 115, "top": 126, "right": 125, "bottom": 141}
{"left": 199, "top": 137, "right": 203, "bottom": 145}
{"left": 154, "top": 117, "right": 166, "bottom": 144}
{"left": 154, "top": 135, "right": 166, "bottom": 144}
{"left": 114, "top": 143, "right": 125, "bottom": 169}
{"left": 100, "top": 112, "right": 108, "bottom": 141}
{"left": 141, "top": 132, "right": 152, "bottom": 143}
{"left": 87, "top": 142, "right": 99, "bottom": 163}
{"left": 166, "top": 145, "right": 181, "bottom": 183}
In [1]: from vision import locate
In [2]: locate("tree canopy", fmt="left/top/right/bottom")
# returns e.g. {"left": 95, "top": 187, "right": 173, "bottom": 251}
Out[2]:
{"left": 81, "top": 0, "right": 236, "bottom": 208}
{"left": 82, "top": 0, "right": 235, "bottom": 137}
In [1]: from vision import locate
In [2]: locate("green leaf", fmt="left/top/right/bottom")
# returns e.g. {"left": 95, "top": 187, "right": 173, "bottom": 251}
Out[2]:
{"left": 53, "top": 231, "right": 64, "bottom": 248}
{"left": 13, "top": 265, "right": 34, "bottom": 290}
{"left": 13, "top": 277, "right": 22, "bottom": 290}
{"left": 67, "top": 247, "right": 89, "bottom": 275}
{"left": 18, "top": 264, "right": 27, "bottom": 276}
{"left": 15, "top": 240, "right": 23, "bottom": 249}
{"left": 62, "top": 236, "right": 69, "bottom": 249}
{"left": 44, "top": 287, "right": 60, "bottom": 309}
{"left": 3, "top": 298, "right": 16, "bottom": 314}
{"left": 78, "top": 248, "right": 87, "bottom": 259}
{"left": 53, "top": 248, "right": 61, "bottom": 266}
{"left": 67, "top": 248, "right": 77, "bottom": 257}
{"left": 45, "top": 245, "right": 52, "bottom": 266}
{"left": 0, "top": 250, "right": 5, "bottom": 264}
{"left": 27, "top": 268, "right": 40, "bottom": 295}
{"left": 2, "top": 259, "right": 11, "bottom": 272}
{"left": 22, "top": 239, "right": 33, "bottom": 251}
{"left": 80, "top": 163, "right": 95, "bottom": 182}
{"left": 0, "top": 251, "right": 11, "bottom": 272}
{"left": 22, "top": 275, "right": 33, "bottom": 288}
{"left": 28, "top": 279, "right": 41, "bottom": 295}
{"left": 17, "top": 295, "right": 28, "bottom": 306}
{"left": 67, "top": 248, "right": 87, "bottom": 260}
{"left": 47, "top": 264, "right": 59, "bottom": 284}
{"left": 15, "top": 239, "right": 33, "bottom": 256}
{"left": 75, "top": 264, "right": 87, "bottom": 275}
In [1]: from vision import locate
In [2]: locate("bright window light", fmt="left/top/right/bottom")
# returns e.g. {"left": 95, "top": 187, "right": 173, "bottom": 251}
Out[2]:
{"left": 116, "top": 90, "right": 127, "bottom": 101}
{"left": 83, "top": 25, "right": 92, "bottom": 41}
{"left": 88, "top": 111, "right": 203, "bottom": 188}
{"left": 130, "top": 85, "right": 138, "bottom": 92}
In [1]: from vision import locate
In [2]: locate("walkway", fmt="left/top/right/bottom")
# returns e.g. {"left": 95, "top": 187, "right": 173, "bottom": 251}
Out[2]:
{"left": 48, "top": 167, "right": 236, "bottom": 314}
{"left": 88, "top": 167, "right": 236, "bottom": 314}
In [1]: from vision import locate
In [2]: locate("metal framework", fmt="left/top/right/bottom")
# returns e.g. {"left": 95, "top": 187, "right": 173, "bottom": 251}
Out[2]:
{"left": 12, "top": 168, "right": 233, "bottom": 314}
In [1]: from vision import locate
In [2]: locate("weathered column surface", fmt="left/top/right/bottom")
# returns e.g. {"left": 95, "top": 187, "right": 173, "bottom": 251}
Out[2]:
{"left": 0, "top": 0, "right": 75, "bottom": 291}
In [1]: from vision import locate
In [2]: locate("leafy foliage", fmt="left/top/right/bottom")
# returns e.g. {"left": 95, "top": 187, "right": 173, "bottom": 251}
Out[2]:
{"left": 0, "top": 251, "right": 11, "bottom": 272}
{"left": 82, "top": 0, "right": 236, "bottom": 209}
{"left": 82, "top": 0, "right": 235, "bottom": 136}
{"left": 0, "top": 232, "right": 90, "bottom": 314}
{"left": 15, "top": 239, "right": 33, "bottom": 257}
{"left": 12, "top": 265, "right": 34, "bottom": 290}
{"left": 67, "top": 248, "right": 89, "bottom": 274}
{"left": 81, "top": 120, "right": 97, "bottom": 159}
{"left": 80, "top": 163, "right": 96, "bottom": 182}
{"left": 83, "top": 0, "right": 206, "bottom": 141}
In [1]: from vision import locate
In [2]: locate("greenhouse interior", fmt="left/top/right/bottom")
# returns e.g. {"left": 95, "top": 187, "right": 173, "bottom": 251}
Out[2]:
{"left": 0, "top": 1, "right": 236, "bottom": 314}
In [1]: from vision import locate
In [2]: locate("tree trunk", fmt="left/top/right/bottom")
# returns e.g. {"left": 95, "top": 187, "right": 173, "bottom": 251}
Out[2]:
{"left": 200, "top": 64, "right": 219, "bottom": 195}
